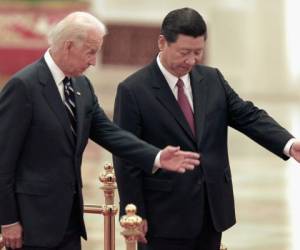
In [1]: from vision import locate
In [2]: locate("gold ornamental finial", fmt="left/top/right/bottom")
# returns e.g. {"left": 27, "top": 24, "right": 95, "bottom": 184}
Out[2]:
{"left": 99, "top": 162, "right": 116, "bottom": 184}
{"left": 120, "top": 204, "right": 142, "bottom": 229}
{"left": 99, "top": 162, "right": 117, "bottom": 205}
{"left": 120, "top": 204, "right": 143, "bottom": 250}
{"left": 125, "top": 204, "right": 138, "bottom": 216}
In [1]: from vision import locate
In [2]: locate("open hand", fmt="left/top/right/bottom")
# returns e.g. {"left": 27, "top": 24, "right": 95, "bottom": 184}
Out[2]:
{"left": 1, "top": 223, "right": 23, "bottom": 249}
{"left": 160, "top": 146, "right": 200, "bottom": 173}
{"left": 290, "top": 140, "right": 300, "bottom": 162}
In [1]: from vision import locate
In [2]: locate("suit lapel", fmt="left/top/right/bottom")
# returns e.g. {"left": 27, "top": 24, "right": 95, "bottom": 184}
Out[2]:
{"left": 151, "top": 62, "right": 195, "bottom": 142}
{"left": 190, "top": 68, "right": 207, "bottom": 146}
{"left": 38, "top": 59, "right": 75, "bottom": 146}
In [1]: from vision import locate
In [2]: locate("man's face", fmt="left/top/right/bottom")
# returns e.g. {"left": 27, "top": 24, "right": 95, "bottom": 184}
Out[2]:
{"left": 159, "top": 34, "right": 205, "bottom": 77}
{"left": 63, "top": 28, "right": 103, "bottom": 76}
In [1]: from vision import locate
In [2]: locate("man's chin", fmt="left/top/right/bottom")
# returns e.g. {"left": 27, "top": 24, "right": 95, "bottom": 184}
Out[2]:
{"left": 177, "top": 70, "right": 191, "bottom": 77}
{"left": 73, "top": 70, "right": 86, "bottom": 77}
{"left": 176, "top": 67, "right": 192, "bottom": 76}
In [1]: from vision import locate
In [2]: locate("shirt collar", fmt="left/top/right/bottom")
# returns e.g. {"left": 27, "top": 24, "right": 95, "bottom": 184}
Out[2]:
{"left": 44, "top": 49, "right": 66, "bottom": 86}
{"left": 156, "top": 53, "right": 190, "bottom": 90}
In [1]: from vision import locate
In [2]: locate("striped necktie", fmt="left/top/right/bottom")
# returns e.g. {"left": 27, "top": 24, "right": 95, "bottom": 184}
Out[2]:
{"left": 63, "top": 77, "right": 76, "bottom": 136}
{"left": 176, "top": 78, "right": 195, "bottom": 136}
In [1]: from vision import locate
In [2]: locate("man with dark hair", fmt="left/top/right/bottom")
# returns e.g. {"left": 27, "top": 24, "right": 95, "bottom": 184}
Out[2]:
{"left": 113, "top": 7, "right": 300, "bottom": 250}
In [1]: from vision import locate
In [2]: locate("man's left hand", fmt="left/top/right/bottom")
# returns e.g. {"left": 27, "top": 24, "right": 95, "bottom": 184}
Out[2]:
{"left": 290, "top": 140, "right": 300, "bottom": 162}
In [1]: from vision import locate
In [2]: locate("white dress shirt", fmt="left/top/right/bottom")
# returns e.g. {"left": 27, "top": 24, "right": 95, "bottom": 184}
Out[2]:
{"left": 44, "top": 49, "right": 66, "bottom": 101}
{"left": 156, "top": 54, "right": 194, "bottom": 111}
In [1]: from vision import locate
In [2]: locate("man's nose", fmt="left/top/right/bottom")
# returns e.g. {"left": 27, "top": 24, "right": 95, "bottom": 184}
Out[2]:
{"left": 185, "top": 56, "right": 197, "bottom": 66}
{"left": 89, "top": 56, "right": 97, "bottom": 66}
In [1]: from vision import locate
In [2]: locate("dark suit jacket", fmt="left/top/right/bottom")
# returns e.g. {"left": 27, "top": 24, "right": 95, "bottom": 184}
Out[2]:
{"left": 0, "top": 58, "right": 159, "bottom": 247}
{"left": 113, "top": 59, "right": 293, "bottom": 239}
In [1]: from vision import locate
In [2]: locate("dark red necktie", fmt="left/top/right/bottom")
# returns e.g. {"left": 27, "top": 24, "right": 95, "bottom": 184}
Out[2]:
{"left": 176, "top": 78, "right": 195, "bottom": 136}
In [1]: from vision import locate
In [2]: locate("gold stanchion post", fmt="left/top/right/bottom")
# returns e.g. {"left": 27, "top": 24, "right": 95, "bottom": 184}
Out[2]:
{"left": 83, "top": 162, "right": 118, "bottom": 250}
{"left": 120, "top": 204, "right": 143, "bottom": 250}
{"left": 102, "top": 205, "right": 118, "bottom": 250}
{"left": 99, "top": 162, "right": 118, "bottom": 250}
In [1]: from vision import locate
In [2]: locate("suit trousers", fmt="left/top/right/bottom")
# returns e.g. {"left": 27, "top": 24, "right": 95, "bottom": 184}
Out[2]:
{"left": 8, "top": 194, "right": 82, "bottom": 250}
{"left": 138, "top": 184, "right": 222, "bottom": 250}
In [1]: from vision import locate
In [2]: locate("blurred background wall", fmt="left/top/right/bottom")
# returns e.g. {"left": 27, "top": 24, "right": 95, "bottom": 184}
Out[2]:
{"left": 2, "top": 0, "right": 300, "bottom": 105}
{"left": 1, "top": 0, "right": 300, "bottom": 249}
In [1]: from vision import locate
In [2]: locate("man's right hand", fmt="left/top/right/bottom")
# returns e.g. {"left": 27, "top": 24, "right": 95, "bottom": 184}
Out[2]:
{"left": 137, "top": 219, "right": 148, "bottom": 244}
{"left": 160, "top": 146, "right": 200, "bottom": 173}
{"left": 0, "top": 235, "right": 4, "bottom": 249}
{"left": 1, "top": 223, "right": 23, "bottom": 249}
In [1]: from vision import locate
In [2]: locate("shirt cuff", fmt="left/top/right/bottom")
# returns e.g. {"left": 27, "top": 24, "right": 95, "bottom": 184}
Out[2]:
{"left": 152, "top": 150, "right": 162, "bottom": 174}
{"left": 283, "top": 138, "right": 296, "bottom": 157}
{"left": 1, "top": 221, "right": 19, "bottom": 229}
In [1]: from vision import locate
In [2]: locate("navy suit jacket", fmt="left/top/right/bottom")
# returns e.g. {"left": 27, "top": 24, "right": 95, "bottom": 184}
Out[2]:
{"left": 0, "top": 58, "right": 159, "bottom": 247}
{"left": 113, "top": 59, "right": 293, "bottom": 239}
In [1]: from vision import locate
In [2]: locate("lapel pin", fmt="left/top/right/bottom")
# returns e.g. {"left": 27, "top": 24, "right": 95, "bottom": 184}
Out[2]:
{"left": 76, "top": 91, "right": 81, "bottom": 96}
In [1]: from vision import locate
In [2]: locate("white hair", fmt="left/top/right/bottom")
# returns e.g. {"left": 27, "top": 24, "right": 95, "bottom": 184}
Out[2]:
{"left": 48, "top": 12, "right": 107, "bottom": 50}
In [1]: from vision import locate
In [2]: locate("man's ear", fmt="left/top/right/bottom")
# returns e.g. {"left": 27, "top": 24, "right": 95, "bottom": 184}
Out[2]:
{"left": 158, "top": 35, "right": 167, "bottom": 51}
{"left": 63, "top": 40, "right": 73, "bottom": 54}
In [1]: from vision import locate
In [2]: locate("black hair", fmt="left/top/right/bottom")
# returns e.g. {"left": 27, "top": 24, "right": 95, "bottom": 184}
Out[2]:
{"left": 161, "top": 7, "right": 207, "bottom": 43}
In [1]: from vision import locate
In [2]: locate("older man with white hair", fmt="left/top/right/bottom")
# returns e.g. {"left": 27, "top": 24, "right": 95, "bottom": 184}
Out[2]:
{"left": 0, "top": 12, "right": 200, "bottom": 250}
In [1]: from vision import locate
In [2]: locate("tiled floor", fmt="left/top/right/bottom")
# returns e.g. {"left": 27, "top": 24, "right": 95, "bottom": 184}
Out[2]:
{"left": 80, "top": 97, "right": 300, "bottom": 250}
